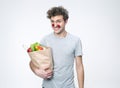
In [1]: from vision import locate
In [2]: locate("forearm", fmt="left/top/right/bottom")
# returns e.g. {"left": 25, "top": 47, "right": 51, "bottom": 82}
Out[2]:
{"left": 29, "top": 60, "right": 53, "bottom": 78}
{"left": 29, "top": 60, "right": 39, "bottom": 75}
{"left": 76, "top": 64, "right": 84, "bottom": 88}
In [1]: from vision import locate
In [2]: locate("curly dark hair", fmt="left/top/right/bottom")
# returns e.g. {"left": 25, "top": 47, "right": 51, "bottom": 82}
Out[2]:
{"left": 47, "top": 6, "right": 69, "bottom": 21}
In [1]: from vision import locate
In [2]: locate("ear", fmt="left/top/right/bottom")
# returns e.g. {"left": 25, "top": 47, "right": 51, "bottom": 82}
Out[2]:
{"left": 65, "top": 19, "right": 68, "bottom": 24}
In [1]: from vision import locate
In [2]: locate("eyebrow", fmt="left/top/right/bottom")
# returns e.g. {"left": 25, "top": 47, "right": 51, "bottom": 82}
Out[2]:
{"left": 51, "top": 19, "right": 62, "bottom": 22}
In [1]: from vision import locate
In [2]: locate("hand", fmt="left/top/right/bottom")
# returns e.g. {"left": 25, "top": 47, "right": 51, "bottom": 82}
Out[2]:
{"left": 35, "top": 68, "right": 53, "bottom": 79}
{"left": 45, "top": 68, "right": 53, "bottom": 79}
{"left": 29, "top": 60, "right": 53, "bottom": 79}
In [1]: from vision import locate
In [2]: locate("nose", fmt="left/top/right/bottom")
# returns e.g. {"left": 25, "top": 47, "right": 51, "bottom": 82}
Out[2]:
{"left": 52, "top": 23, "right": 57, "bottom": 27}
{"left": 52, "top": 24, "right": 60, "bottom": 28}
{"left": 53, "top": 23, "right": 58, "bottom": 27}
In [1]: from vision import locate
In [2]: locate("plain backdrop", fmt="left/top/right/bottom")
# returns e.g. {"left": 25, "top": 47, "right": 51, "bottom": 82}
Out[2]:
{"left": 0, "top": 0, "right": 120, "bottom": 88}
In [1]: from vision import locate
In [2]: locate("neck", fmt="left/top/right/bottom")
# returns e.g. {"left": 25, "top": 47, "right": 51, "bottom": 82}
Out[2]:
{"left": 54, "top": 31, "right": 67, "bottom": 38}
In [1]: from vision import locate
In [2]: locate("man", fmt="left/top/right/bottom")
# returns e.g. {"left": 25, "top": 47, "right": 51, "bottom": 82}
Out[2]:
{"left": 29, "top": 6, "right": 84, "bottom": 88}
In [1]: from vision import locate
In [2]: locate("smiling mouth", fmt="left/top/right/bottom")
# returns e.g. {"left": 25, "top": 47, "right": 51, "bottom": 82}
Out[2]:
{"left": 54, "top": 28, "right": 60, "bottom": 31}
{"left": 53, "top": 27, "right": 60, "bottom": 31}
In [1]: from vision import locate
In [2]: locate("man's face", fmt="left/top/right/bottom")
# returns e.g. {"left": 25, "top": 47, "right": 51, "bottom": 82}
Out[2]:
{"left": 50, "top": 15, "right": 67, "bottom": 34}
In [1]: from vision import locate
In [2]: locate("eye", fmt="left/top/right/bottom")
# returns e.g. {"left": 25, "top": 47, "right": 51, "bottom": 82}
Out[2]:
{"left": 51, "top": 20, "right": 54, "bottom": 23}
{"left": 56, "top": 20, "right": 61, "bottom": 23}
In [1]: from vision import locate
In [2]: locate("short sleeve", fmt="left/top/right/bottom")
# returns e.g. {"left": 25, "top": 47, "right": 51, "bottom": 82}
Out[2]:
{"left": 75, "top": 38, "right": 83, "bottom": 57}
{"left": 40, "top": 38, "right": 47, "bottom": 46}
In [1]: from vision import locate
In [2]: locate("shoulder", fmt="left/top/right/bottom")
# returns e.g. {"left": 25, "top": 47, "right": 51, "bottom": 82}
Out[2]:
{"left": 42, "top": 33, "right": 53, "bottom": 40}
{"left": 68, "top": 33, "right": 81, "bottom": 42}
{"left": 40, "top": 33, "right": 54, "bottom": 46}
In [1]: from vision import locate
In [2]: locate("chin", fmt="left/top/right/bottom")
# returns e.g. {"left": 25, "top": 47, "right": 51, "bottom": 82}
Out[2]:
{"left": 54, "top": 32, "right": 59, "bottom": 34}
{"left": 54, "top": 30, "right": 61, "bottom": 34}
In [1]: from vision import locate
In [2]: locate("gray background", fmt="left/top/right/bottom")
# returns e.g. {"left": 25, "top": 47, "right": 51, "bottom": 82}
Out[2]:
{"left": 0, "top": 0, "right": 120, "bottom": 88}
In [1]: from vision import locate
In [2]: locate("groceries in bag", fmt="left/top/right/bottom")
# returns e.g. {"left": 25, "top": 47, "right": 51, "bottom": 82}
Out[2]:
{"left": 27, "top": 42, "right": 53, "bottom": 71}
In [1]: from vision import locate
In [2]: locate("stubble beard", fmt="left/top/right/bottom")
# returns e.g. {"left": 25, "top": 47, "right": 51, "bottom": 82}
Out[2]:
{"left": 54, "top": 27, "right": 67, "bottom": 38}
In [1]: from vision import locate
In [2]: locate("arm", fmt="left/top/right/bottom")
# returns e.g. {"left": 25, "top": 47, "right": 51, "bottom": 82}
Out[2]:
{"left": 75, "top": 56, "right": 84, "bottom": 88}
{"left": 29, "top": 60, "right": 53, "bottom": 79}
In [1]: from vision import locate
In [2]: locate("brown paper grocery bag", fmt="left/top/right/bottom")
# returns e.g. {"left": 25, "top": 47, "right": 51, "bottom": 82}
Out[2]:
{"left": 28, "top": 47, "right": 53, "bottom": 70}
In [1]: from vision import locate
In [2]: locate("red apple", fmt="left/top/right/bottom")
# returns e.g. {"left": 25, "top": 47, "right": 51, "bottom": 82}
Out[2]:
{"left": 27, "top": 47, "right": 32, "bottom": 52}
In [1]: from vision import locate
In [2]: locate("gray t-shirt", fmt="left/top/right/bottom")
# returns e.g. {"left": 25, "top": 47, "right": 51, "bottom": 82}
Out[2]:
{"left": 40, "top": 32, "right": 82, "bottom": 88}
